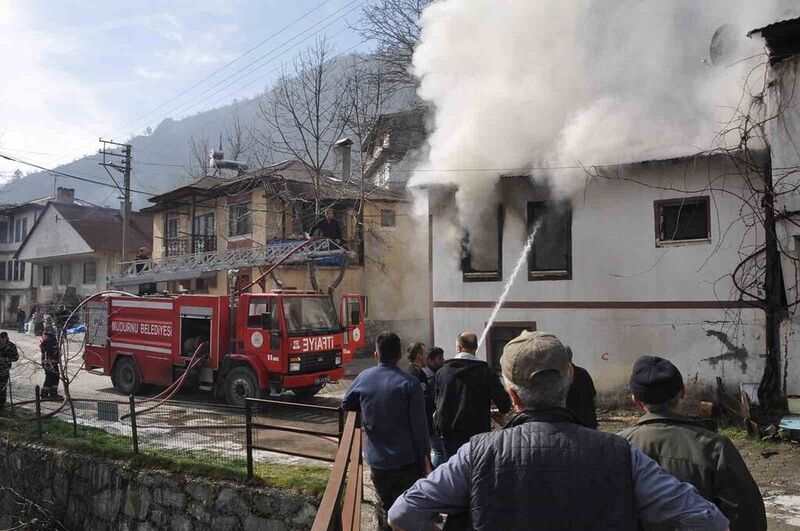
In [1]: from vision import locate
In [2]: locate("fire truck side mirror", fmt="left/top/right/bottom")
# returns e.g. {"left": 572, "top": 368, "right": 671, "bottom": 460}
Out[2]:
{"left": 261, "top": 312, "right": 272, "bottom": 330}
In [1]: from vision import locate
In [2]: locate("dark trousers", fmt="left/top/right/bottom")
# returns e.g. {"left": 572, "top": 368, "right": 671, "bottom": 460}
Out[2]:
{"left": 371, "top": 462, "right": 423, "bottom": 530}
{"left": 0, "top": 370, "right": 8, "bottom": 407}
{"left": 442, "top": 433, "right": 472, "bottom": 460}
{"left": 42, "top": 363, "right": 60, "bottom": 396}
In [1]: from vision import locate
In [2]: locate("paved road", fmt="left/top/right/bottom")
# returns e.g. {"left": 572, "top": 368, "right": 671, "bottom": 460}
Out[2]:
{"left": 3, "top": 330, "right": 374, "bottom": 464}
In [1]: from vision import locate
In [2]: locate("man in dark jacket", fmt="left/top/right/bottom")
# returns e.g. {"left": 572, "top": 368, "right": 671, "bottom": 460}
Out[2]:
{"left": 309, "top": 209, "right": 343, "bottom": 242}
{"left": 342, "top": 332, "right": 430, "bottom": 530}
{"left": 40, "top": 328, "right": 62, "bottom": 400}
{"left": 16, "top": 308, "right": 26, "bottom": 333}
{"left": 0, "top": 332, "right": 19, "bottom": 409}
{"left": 389, "top": 331, "right": 731, "bottom": 531}
{"left": 434, "top": 332, "right": 511, "bottom": 459}
{"left": 565, "top": 346, "right": 598, "bottom": 428}
{"left": 423, "top": 347, "right": 446, "bottom": 468}
{"left": 619, "top": 356, "right": 765, "bottom": 531}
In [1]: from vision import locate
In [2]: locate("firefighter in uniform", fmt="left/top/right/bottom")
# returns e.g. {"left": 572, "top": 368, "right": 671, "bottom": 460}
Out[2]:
{"left": 0, "top": 332, "right": 19, "bottom": 409}
{"left": 40, "top": 328, "right": 62, "bottom": 400}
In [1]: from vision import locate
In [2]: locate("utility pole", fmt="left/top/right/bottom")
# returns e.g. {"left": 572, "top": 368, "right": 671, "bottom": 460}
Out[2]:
{"left": 99, "top": 139, "right": 133, "bottom": 261}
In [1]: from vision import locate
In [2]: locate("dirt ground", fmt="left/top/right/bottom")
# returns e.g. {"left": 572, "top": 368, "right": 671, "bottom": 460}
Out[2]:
{"left": 598, "top": 408, "right": 800, "bottom": 529}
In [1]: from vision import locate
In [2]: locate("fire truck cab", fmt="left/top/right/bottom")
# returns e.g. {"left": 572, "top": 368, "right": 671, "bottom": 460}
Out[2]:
{"left": 84, "top": 290, "right": 366, "bottom": 406}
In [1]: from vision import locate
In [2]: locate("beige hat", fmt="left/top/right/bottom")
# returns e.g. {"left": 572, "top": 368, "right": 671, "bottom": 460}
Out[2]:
{"left": 500, "top": 331, "right": 570, "bottom": 388}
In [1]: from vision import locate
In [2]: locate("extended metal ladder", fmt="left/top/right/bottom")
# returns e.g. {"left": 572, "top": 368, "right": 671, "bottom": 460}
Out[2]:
{"left": 108, "top": 239, "right": 352, "bottom": 287}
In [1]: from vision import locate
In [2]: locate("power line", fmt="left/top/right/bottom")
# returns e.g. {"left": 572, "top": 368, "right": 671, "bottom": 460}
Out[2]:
{"left": 149, "top": 0, "right": 366, "bottom": 124}
{"left": 109, "top": 0, "right": 338, "bottom": 136}
{"left": 0, "top": 153, "right": 154, "bottom": 197}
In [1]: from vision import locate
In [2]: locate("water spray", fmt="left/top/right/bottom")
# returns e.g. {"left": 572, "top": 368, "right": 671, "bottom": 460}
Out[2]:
{"left": 477, "top": 220, "right": 543, "bottom": 349}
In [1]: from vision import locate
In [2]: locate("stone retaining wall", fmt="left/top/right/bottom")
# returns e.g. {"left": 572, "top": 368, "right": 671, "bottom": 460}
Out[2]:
{"left": 0, "top": 440, "right": 319, "bottom": 530}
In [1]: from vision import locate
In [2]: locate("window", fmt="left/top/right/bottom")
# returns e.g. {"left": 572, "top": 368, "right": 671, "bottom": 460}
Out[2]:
{"left": 0, "top": 221, "right": 7, "bottom": 243}
{"left": 229, "top": 203, "right": 252, "bottom": 236}
{"left": 42, "top": 266, "right": 52, "bottom": 286}
{"left": 14, "top": 261, "right": 24, "bottom": 282}
{"left": 462, "top": 205, "right": 503, "bottom": 282}
{"left": 193, "top": 213, "right": 215, "bottom": 253}
{"left": 0, "top": 262, "right": 5, "bottom": 281}
{"left": 485, "top": 322, "right": 536, "bottom": 370}
{"left": 59, "top": 263, "right": 71, "bottom": 285}
{"left": 14, "top": 219, "right": 21, "bottom": 242}
{"left": 83, "top": 261, "right": 96, "bottom": 284}
{"left": 528, "top": 201, "right": 572, "bottom": 280}
{"left": 655, "top": 197, "right": 710, "bottom": 245}
{"left": 166, "top": 217, "right": 179, "bottom": 240}
{"left": 247, "top": 298, "right": 273, "bottom": 328}
{"left": 21, "top": 217, "right": 27, "bottom": 239}
{"left": 380, "top": 209, "right": 396, "bottom": 228}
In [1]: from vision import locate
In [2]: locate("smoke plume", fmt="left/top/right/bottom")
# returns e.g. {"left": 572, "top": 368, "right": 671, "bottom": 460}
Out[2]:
{"left": 411, "top": 0, "right": 797, "bottom": 242}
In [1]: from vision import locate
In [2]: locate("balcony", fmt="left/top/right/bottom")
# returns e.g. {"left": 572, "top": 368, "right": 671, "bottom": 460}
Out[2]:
{"left": 165, "top": 238, "right": 188, "bottom": 257}
{"left": 193, "top": 235, "right": 216, "bottom": 254}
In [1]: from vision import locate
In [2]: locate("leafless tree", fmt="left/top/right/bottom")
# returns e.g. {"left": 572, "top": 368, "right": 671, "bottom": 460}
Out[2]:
{"left": 224, "top": 116, "right": 253, "bottom": 163}
{"left": 255, "top": 38, "right": 353, "bottom": 214}
{"left": 186, "top": 135, "right": 211, "bottom": 180}
{"left": 355, "top": 0, "right": 431, "bottom": 89}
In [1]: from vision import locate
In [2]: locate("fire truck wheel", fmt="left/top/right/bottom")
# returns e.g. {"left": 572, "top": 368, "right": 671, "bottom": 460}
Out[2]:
{"left": 292, "top": 384, "right": 323, "bottom": 400}
{"left": 111, "top": 356, "right": 143, "bottom": 395}
{"left": 224, "top": 366, "right": 261, "bottom": 407}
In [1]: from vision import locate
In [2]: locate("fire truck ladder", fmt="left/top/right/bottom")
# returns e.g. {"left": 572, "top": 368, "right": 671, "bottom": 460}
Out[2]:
{"left": 108, "top": 239, "right": 352, "bottom": 287}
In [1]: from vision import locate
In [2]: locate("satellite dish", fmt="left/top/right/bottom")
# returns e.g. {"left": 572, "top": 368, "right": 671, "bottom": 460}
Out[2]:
{"left": 709, "top": 23, "right": 740, "bottom": 66}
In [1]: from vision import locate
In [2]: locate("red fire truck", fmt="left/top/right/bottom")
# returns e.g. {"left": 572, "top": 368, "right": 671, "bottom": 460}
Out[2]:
{"left": 83, "top": 290, "right": 365, "bottom": 405}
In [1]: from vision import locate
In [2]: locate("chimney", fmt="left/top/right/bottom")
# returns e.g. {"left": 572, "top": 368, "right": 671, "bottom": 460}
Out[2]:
{"left": 334, "top": 137, "right": 353, "bottom": 181}
{"left": 55, "top": 187, "right": 75, "bottom": 204}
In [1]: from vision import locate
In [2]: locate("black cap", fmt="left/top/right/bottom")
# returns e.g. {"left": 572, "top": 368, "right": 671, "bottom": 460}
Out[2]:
{"left": 629, "top": 356, "right": 683, "bottom": 405}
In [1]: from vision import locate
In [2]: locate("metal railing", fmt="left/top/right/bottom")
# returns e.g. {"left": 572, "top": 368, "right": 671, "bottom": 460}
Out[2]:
{"left": 311, "top": 411, "right": 363, "bottom": 531}
{"left": 244, "top": 397, "right": 344, "bottom": 478}
{"left": 110, "top": 239, "right": 353, "bottom": 286}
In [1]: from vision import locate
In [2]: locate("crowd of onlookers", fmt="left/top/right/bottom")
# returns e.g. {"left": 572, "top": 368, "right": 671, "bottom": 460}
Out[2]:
{"left": 343, "top": 330, "right": 766, "bottom": 531}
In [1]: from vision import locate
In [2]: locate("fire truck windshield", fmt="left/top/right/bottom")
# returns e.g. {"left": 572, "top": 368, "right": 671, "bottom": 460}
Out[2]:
{"left": 282, "top": 296, "right": 341, "bottom": 335}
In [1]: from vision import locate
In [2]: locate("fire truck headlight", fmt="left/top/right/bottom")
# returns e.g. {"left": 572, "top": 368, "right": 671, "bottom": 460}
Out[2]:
{"left": 289, "top": 362, "right": 301, "bottom": 372}
{"left": 335, "top": 355, "right": 342, "bottom": 366}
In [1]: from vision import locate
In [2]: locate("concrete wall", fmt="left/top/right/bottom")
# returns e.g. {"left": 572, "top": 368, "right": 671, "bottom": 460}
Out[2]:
{"left": 766, "top": 54, "right": 800, "bottom": 395}
{"left": 0, "top": 440, "right": 318, "bottom": 531}
{"left": 429, "top": 155, "right": 767, "bottom": 395}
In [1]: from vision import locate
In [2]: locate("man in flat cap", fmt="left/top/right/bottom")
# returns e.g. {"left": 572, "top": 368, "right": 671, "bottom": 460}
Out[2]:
{"left": 620, "top": 356, "right": 766, "bottom": 531}
{"left": 388, "top": 331, "right": 730, "bottom": 531}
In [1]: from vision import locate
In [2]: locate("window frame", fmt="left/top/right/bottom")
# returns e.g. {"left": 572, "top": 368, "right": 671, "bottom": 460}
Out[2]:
{"left": 228, "top": 203, "right": 252, "bottom": 237}
{"left": 527, "top": 201, "right": 572, "bottom": 281}
{"left": 0, "top": 261, "right": 5, "bottom": 281}
{"left": 380, "top": 209, "right": 396, "bottom": 228}
{"left": 0, "top": 220, "right": 7, "bottom": 243}
{"left": 166, "top": 216, "right": 179, "bottom": 240}
{"left": 42, "top": 265, "right": 52, "bottom": 286}
{"left": 83, "top": 261, "right": 97, "bottom": 284}
{"left": 654, "top": 196, "right": 711, "bottom": 247}
{"left": 59, "top": 263, "right": 72, "bottom": 285}
{"left": 462, "top": 205, "right": 504, "bottom": 283}
{"left": 485, "top": 321, "right": 537, "bottom": 371}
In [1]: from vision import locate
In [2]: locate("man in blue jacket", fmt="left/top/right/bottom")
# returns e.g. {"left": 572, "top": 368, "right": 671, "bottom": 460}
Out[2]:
{"left": 342, "top": 332, "right": 430, "bottom": 530}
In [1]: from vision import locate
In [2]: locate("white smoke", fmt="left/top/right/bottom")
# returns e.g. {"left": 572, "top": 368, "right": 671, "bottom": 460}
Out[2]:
{"left": 411, "top": 0, "right": 798, "bottom": 238}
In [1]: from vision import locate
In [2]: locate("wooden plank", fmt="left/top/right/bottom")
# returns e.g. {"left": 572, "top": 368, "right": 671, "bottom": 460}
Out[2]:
{"left": 341, "top": 427, "right": 362, "bottom": 530}
{"left": 312, "top": 412, "right": 357, "bottom": 531}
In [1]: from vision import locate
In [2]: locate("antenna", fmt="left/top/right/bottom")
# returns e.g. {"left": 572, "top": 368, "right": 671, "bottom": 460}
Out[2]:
{"left": 709, "top": 23, "right": 740, "bottom": 66}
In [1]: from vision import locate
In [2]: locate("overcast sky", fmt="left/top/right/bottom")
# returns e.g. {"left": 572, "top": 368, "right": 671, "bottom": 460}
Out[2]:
{"left": 0, "top": 0, "right": 368, "bottom": 177}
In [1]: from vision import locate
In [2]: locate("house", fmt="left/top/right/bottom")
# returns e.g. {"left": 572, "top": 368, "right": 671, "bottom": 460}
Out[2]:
{"left": 0, "top": 188, "right": 95, "bottom": 324}
{"left": 362, "top": 107, "right": 427, "bottom": 190}
{"left": 422, "top": 152, "right": 770, "bottom": 396}
{"left": 749, "top": 16, "right": 800, "bottom": 397}
{"left": 14, "top": 194, "right": 152, "bottom": 306}
{"left": 125, "top": 145, "right": 429, "bottom": 347}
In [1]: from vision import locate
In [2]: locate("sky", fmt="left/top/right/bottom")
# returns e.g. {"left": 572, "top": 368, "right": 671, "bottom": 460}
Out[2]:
{"left": 0, "top": 0, "right": 369, "bottom": 178}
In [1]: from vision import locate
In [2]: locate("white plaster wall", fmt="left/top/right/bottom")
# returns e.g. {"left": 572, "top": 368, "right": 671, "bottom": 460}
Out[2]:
{"left": 430, "top": 156, "right": 767, "bottom": 393}
{"left": 15, "top": 206, "right": 92, "bottom": 261}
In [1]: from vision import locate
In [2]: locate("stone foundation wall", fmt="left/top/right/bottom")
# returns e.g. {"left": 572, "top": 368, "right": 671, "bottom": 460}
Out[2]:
{"left": 0, "top": 441, "right": 319, "bottom": 531}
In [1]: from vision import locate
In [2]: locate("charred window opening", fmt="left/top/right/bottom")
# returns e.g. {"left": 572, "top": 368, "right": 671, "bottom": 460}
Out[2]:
{"left": 528, "top": 201, "right": 571, "bottom": 281}
{"left": 462, "top": 205, "right": 504, "bottom": 282}
{"left": 655, "top": 197, "right": 710, "bottom": 245}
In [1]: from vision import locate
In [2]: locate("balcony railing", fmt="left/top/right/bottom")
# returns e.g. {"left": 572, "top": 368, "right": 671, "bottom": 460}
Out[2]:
{"left": 165, "top": 238, "right": 188, "bottom": 257}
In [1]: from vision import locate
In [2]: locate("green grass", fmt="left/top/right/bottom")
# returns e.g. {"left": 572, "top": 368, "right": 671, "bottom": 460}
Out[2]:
{"left": 720, "top": 426, "right": 781, "bottom": 451}
{"left": 0, "top": 415, "right": 329, "bottom": 495}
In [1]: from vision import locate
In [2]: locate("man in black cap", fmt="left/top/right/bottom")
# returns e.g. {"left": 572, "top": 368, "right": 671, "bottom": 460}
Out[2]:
{"left": 620, "top": 356, "right": 765, "bottom": 531}
{"left": 390, "top": 332, "right": 731, "bottom": 531}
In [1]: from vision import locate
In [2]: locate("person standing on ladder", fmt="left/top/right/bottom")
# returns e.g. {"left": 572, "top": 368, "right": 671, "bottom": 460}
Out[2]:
{"left": 309, "top": 209, "right": 343, "bottom": 243}
{"left": 40, "top": 328, "right": 62, "bottom": 400}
